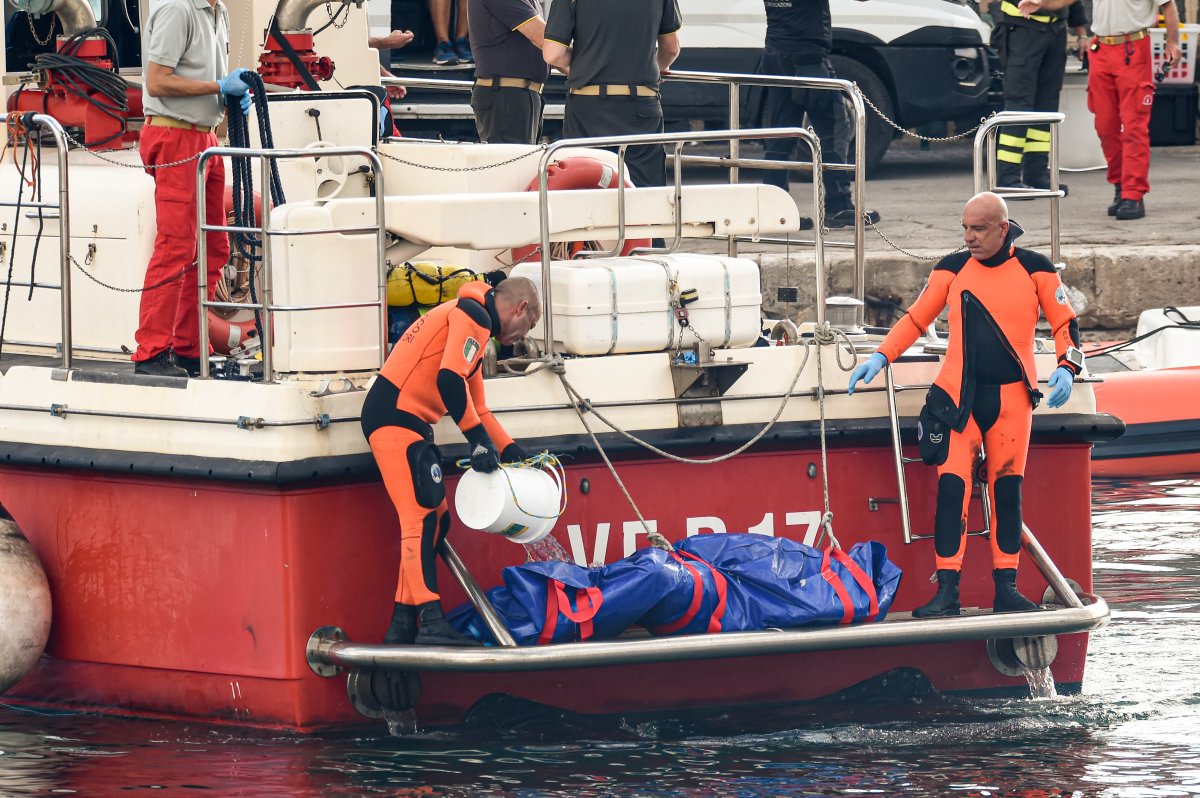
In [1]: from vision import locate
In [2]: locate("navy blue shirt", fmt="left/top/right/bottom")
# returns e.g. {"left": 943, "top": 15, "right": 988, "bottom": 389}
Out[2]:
{"left": 764, "top": 0, "right": 832, "bottom": 62}
{"left": 469, "top": 0, "right": 550, "bottom": 82}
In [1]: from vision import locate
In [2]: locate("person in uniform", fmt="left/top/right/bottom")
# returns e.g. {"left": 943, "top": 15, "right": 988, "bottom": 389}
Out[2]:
{"left": 1019, "top": 0, "right": 1181, "bottom": 219}
{"left": 137, "top": 0, "right": 251, "bottom": 377}
{"left": 468, "top": 0, "right": 548, "bottom": 143}
{"left": 759, "top": 0, "right": 879, "bottom": 230}
{"left": 361, "top": 277, "right": 540, "bottom": 646}
{"left": 993, "top": 0, "right": 1090, "bottom": 193}
{"left": 543, "top": 0, "right": 682, "bottom": 189}
{"left": 848, "top": 192, "right": 1085, "bottom": 617}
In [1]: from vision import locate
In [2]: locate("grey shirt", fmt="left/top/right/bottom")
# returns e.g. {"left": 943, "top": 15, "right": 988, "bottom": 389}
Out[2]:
{"left": 142, "top": 0, "right": 229, "bottom": 127}
{"left": 1091, "top": 0, "right": 1171, "bottom": 36}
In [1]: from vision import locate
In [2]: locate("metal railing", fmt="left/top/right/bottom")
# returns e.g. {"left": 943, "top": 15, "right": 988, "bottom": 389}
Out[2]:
{"left": 973, "top": 111, "right": 1066, "bottom": 263}
{"left": 0, "top": 114, "right": 73, "bottom": 369}
{"left": 195, "top": 145, "right": 387, "bottom": 383}
{"left": 380, "top": 69, "right": 871, "bottom": 325}
{"left": 531, "top": 126, "right": 821, "bottom": 355}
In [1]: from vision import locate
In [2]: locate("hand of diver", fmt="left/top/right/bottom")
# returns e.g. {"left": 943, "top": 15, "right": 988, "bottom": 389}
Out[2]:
{"left": 1046, "top": 366, "right": 1074, "bottom": 409}
{"left": 847, "top": 352, "right": 887, "bottom": 396}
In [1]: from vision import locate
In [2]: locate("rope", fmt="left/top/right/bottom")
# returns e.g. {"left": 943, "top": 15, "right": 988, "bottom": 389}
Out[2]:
{"left": 226, "top": 73, "right": 286, "bottom": 339}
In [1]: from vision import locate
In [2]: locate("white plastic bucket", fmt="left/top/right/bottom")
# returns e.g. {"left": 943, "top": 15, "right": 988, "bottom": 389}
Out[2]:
{"left": 454, "top": 464, "right": 564, "bottom": 544}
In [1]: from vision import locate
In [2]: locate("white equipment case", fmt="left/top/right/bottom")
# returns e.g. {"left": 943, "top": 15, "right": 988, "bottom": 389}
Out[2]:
{"left": 511, "top": 254, "right": 763, "bottom": 356}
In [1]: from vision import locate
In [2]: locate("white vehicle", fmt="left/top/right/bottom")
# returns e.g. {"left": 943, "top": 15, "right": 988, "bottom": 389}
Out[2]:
{"left": 375, "top": 0, "right": 996, "bottom": 169}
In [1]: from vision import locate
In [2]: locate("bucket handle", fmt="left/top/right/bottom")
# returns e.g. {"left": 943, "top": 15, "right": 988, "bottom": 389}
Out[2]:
{"left": 503, "top": 453, "right": 568, "bottom": 521}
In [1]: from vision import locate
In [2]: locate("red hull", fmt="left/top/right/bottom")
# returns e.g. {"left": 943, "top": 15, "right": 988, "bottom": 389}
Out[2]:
{"left": 1, "top": 441, "right": 1094, "bottom": 730}
{"left": 1092, "top": 366, "right": 1200, "bottom": 477}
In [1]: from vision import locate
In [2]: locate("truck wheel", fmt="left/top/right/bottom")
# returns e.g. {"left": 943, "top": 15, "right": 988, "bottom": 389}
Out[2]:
{"left": 828, "top": 54, "right": 895, "bottom": 175}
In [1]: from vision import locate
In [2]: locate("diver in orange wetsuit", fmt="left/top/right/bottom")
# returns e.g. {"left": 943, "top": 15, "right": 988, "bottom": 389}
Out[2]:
{"left": 361, "top": 277, "right": 541, "bottom": 645}
{"left": 848, "top": 192, "right": 1085, "bottom": 617}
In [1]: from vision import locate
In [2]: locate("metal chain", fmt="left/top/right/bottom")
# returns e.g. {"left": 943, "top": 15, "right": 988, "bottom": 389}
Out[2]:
{"left": 376, "top": 145, "right": 549, "bottom": 172}
{"left": 864, "top": 214, "right": 965, "bottom": 261}
{"left": 851, "top": 83, "right": 994, "bottom": 143}
{"left": 27, "top": 11, "right": 56, "bottom": 46}
{"left": 324, "top": 1, "right": 349, "bottom": 28}
{"left": 71, "top": 254, "right": 186, "bottom": 293}
{"left": 62, "top": 130, "right": 201, "bottom": 169}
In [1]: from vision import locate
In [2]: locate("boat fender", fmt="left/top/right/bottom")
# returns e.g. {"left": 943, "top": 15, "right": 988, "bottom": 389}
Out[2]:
{"left": 508, "top": 157, "right": 653, "bottom": 265}
{"left": 0, "top": 516, "right": 52, "bottom": 693}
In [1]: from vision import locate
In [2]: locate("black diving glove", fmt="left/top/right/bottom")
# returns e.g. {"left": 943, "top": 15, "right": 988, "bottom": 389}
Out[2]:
{"left": 501, "top": 442, "right": 528, "bottom": 464}
{"left": 464, "top": 425, "right": 500, "bottom": 473}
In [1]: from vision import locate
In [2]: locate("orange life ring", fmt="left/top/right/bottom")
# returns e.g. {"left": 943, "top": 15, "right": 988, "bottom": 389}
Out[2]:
{"left": 210, "top": 186, "right": 267, "bottom": 355}
{"left": 207, "top": 309, "right": 259, "bottom": 356}
{"left": 509, "top": 157, "right": 652, "bottom": 266}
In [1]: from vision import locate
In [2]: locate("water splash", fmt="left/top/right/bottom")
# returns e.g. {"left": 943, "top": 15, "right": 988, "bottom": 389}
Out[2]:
{"left": 1023, "top": 666, "right": 1059, "bottom": 700}
{"left": 384, "top": 708, "right": 418, "bottom": 736}
{"left": 523, "top": 535, "right": 571, "bottom": 563}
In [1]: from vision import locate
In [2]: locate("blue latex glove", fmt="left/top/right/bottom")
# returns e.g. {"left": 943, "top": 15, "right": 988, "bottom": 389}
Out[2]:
{"left": 218, "top": 68, "right": 251, "bottom": 97}
{"left": 847, "top": 352, "right": 887, "bottom": 396}
{"left": 237, "top": 92, "right": 251, "bottom": 115}
{"left": 1047, "top": 366, "right": 1074, "bottom": 408}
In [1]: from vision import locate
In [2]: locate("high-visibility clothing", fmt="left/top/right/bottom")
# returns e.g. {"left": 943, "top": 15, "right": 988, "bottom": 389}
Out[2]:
{"left": 363, "top": 281, "right": 514, "bottom": 606}
{"left": 877, "top": 236, "right": 1081, "bottom": 571}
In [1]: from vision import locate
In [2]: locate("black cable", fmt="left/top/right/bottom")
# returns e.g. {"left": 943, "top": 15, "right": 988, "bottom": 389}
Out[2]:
{"left": 27, "top": 129, "right": 45, "bottom": 301}
{"left": 31, "top": 26, "right": 130, "bottom": 147}
{"left": 1086, "top": 321, "right": 1200, "bottom": 358}
{"left": 0, "top": 120, "right": 33, "bottom": 361}
{"left": 225, "top": 72, "right": 286, "bottom": 341}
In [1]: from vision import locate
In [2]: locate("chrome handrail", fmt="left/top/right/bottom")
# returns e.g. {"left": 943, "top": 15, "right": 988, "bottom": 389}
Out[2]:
{"left": 379, "top": 69, "right": 870, "bottom": 325}
{"left": 532, "top": 126, "right": 821, "bottom": 354}
{"left": 973, "top": 111, "right": 1065, "bottom": 263}
{"left": 0, "top": 114, "right": 73, "bottom": 369}
{"left": 195, "top": 145, "right": 387, "bottom": 383}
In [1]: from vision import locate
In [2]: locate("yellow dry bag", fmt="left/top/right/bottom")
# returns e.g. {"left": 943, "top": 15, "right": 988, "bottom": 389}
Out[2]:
{"left": 387, "top": 261, "right": 481, "bottom": 308}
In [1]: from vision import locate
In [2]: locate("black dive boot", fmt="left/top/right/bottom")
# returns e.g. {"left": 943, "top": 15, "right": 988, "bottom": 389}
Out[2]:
{"left": 912, "top": 569, "right": 961, "bottom": 618}
{"left": 415, "top": 601, "right": 482, "bottom": 646}
{"left": 992, "top": 568, "right": 1040, "bottom": 613}
{"left": 383, "top": 603, "right": 418, "bottom": 644}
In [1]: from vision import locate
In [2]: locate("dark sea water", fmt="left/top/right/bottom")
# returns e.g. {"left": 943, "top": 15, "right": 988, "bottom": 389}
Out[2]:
{"left": 1, "top": 477, "right": 1198, "bottom": 797}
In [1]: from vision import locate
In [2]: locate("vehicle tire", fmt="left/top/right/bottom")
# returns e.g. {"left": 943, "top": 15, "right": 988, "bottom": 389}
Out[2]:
{"left": 828, "top": 54, "right": 895, "bottom": 175}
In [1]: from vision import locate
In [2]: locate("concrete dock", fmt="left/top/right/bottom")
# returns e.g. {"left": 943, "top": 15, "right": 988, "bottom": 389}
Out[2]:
{"left": 711, "top": 139, "right": 1200, "bottom": 334}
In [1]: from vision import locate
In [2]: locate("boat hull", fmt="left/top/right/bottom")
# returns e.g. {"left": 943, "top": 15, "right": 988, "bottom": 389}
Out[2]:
{"left": 1, "top": 435, "right": 1095, "bottom": 730}
{"left": 1092, "top": 366, "right": 1200, "bottom": 477}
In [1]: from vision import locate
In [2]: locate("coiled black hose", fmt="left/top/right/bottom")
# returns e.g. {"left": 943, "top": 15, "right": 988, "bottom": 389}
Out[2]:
{"left": 31, "top": 27, "right": 129, "bottom": 148}
{"left": 225, "top": 72, "right": 286, "bottom": 340}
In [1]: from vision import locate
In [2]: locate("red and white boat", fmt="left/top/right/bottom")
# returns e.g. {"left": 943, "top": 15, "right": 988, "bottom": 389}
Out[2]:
{"left": 0, "top": 0, "right": 1111, "bottom": 731}
{"left": 1089, "top": 307, "right": 1200, "bottom": 477}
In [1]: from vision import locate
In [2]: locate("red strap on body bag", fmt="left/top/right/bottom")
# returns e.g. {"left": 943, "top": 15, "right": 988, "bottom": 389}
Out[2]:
{"left": 537, "top": 580, "right": 604, "bottom": 645}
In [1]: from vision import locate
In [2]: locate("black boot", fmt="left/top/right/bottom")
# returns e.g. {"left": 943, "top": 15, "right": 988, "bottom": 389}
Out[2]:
{"left": 992, "top": 568, "right": 1040, "bottom": 613}
{"left": 1107, "top": 183, "right": 1123, "bottom": 216}
{"left": 1021, "top": 152, "right": 1068, "bottom": 196}
{"left": 913, "top": 569, "right": 961, "bottom": 618}
{"left": 383, "top": 603, "right": 418, "bottom": 645}
{"left": 415, "top": 601, "right": 482, "bottom": 646}
{"left": 996, "top": 161, "right": 1032, "bottom": 192}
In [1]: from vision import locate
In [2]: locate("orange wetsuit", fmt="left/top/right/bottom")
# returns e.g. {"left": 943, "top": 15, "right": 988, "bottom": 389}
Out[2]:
{"left": 361, "top": 282, "right": 514, "bottom": 606}
{"left": 876, "top": 233, "right": 1080, "bottom": 571}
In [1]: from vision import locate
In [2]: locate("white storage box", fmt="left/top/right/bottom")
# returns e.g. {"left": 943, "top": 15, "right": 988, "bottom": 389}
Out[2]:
{"left": 511, "top": 254, "right": 763, "bottom": 356}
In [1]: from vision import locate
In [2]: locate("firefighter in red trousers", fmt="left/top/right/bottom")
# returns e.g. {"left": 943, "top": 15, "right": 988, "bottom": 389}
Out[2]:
{"left": 1020, "top": 0, "right": 1181, "bottom": 220}
{"left": 848, "top": 192, "right": 1086, "bottom": 617}
{"left": 137, "top": 0, "right": 251, "bottom": 377}
{"left": 361, "top": 277, "right": 540, "bottom": 646}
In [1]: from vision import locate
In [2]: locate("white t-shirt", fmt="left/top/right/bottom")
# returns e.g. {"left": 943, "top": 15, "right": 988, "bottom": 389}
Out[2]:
{"left": 1091, "top": 0, "right": 1171, "bottom": 37}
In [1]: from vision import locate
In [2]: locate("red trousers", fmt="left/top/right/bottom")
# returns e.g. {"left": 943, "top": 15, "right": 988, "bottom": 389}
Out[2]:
{"left": 135, "top": 125, "right": 229, "bottom": 361}
{"left": 1087, "top": 36, "right": 1155, "bottom": 200}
